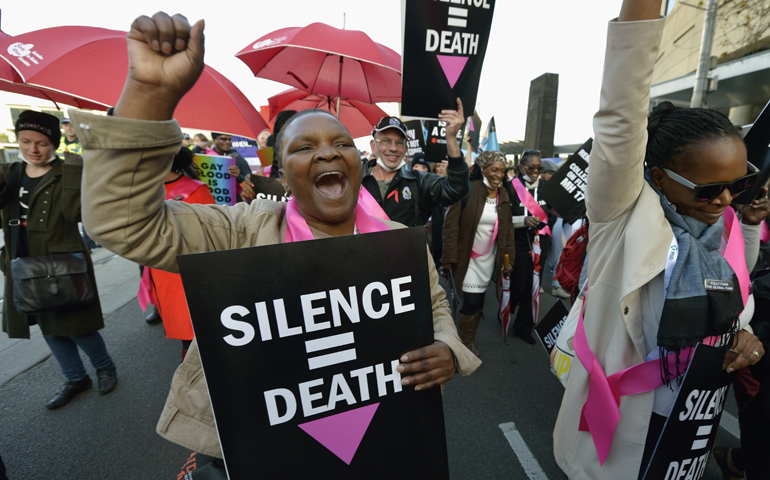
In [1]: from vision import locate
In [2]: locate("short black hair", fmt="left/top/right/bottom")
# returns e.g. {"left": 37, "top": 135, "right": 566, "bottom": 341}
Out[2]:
{"left": 273, "top": 109, "right": 345, "bottom": 173}
{"left": 645, "top": 101, "right": 742, "bottom": 170}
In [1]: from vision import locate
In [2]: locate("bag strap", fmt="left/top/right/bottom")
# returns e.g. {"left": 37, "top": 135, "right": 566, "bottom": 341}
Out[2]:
{"left": 7, "top": 163, "right": 22, "bottom": 259}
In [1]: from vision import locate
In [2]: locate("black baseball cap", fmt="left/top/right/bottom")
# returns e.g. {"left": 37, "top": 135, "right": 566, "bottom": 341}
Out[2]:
{"left": 372, "top": 116, "right": 408, "bottom": 138}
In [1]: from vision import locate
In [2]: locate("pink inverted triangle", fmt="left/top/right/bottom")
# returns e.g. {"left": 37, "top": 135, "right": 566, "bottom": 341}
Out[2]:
{"left": 436, "top": 55, "right": 469, "bottom": 89}
{"left": 298, "top": 403, "right": 379, "bottom": 465}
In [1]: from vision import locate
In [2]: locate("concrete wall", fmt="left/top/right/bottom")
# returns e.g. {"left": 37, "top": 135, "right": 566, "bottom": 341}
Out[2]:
{"left": 653, "top": 1, "right": 770, "bottom": 85}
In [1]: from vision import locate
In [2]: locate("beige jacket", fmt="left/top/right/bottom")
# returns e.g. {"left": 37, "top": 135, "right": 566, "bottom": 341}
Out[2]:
{"left": 553, "top": 18, "right": 671, "bottom": 479}
{"left": 70, "top": 110, "right": 481, "bottom": 457}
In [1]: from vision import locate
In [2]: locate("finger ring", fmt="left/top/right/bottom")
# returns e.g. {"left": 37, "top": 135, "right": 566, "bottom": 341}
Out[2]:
{"left": 753, "top": 351, "right": 760, "bottom": 358}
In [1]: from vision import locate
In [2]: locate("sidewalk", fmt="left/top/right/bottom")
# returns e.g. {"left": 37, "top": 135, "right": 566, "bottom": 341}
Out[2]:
{"left": 0, "top": 248, "right": 141, "bottom": 387}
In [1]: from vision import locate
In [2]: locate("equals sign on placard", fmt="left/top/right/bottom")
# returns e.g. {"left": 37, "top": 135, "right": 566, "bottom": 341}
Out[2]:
{"left": 305, "top": 332, "right": 357, "bottom": 370}
{"left": 447, "top": 7, "right": 468, "bottom": 28}
{"left": 691, "top": 425, "right": 712, "bottom": 450}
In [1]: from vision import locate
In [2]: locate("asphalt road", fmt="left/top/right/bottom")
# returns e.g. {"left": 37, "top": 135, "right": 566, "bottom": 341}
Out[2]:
{"left": 0, "top": 269, "right": 746, "bottom": 479}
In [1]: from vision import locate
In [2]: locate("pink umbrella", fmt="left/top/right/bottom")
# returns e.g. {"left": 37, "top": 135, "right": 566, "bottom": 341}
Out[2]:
{"left": 236, "top": 23, "right": 401, "bottom": 114}
{"left": 0, "top": 26, "right": 268, "bottom": 137}
{"left": 268, "top": 88, "right": 387, "bottom": 138}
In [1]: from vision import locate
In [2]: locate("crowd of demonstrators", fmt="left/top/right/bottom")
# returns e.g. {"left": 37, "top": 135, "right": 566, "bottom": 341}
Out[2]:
{"left": 69, "top": 12, "right": 480, "bottom": 468}
{"left": 553, "top": 1, "right": 768, "bottom": 478}
{"left": 0, "top": 111, "right": 117, "bottom": 410}
{"left": 192, "top": 132, "right": 208, "bottom": 148}
{"left": 506, "top": 150, "right": 553, "bottom": 344}
{"left": 442, "top": 151, "right": 516, "bottom": 356}
{"left": 361, "top": 106, "right": 469, "bottom": 228}
{"left": 142, "top": 147, "right": 216, "bottom": 360}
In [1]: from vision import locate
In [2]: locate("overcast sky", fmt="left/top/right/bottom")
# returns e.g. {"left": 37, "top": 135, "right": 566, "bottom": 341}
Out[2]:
{"left": 0, "top": 0, "right": 624, "bottom": 147}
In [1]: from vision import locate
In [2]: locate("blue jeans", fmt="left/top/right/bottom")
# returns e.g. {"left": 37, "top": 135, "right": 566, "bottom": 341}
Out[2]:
{"left": 44, "top": 332, "right": 113, "bottom": 382}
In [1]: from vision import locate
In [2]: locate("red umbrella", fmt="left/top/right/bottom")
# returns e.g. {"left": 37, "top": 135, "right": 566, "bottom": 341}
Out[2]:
{"left": 268, "top": 88, "right": 386, "bottom": 138}
{"left": 236, "top": 23, "right": 401, "bottom": 112}
{"left": 0, "top": 26, "right": 268, "bottom": 137}
{"left": 499, "top": 254, "right": 512, "bottom": 342}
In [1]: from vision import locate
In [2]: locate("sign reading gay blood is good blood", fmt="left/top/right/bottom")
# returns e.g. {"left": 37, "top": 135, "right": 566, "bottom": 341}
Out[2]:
{"left": 401, "top": 0, "right": 496, "bottom": 119}
{"left": 193, "top": 154, "right": 237, "bottom": 206}
{"left": 538, "top": 138, "right": 592, "bottom": 224}
{"left": 177, "top": 228, "right": 450, "bottom": 479}
{"left": 640, "top": 344, "right": 732, "bottom": 480}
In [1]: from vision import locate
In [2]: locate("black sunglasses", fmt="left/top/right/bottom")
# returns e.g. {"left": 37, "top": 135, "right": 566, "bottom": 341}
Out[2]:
{"left": 663, "top": 161, "right": 760, "bottom": 202}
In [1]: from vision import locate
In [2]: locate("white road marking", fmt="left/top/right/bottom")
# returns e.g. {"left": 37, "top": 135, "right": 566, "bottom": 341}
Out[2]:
{"left": 499, "top": 422, "right": 549, "bottom": 480}
{"left": 719, "top": 411, "right": 740, "bottom": 439}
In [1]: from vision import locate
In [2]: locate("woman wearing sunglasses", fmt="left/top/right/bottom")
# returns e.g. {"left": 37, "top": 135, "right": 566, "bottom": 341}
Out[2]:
{"left": 553, "top": 0, "right": 768, "bottom": 478}
{"left": 507, "top": 150, "right": 553, "bottom": 344}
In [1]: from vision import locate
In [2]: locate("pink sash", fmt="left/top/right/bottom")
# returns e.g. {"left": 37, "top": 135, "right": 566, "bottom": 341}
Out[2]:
{"left": 511, "top": 177, "right": 551, "bottom": 237}
{"left": 471, "top": 191, "right": 499, "bottom": 259}
{"left": 761, "top": 221, "right": 770, "bottom": 244}
{"left": 284, "top": 197, "right": 390, "bottom": 243}
{"left": 358, "top": 186, "right": 390, "bottom": 222}
{"left": 574, "top": 207, "right": 749, "bottom": 465}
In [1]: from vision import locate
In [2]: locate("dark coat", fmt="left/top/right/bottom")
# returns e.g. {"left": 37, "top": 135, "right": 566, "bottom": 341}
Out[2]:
{"left": 0, "top": 159, "right": 103, "bottom": 339}
{"left": 441, "top": 179, "right": 516, "bottom": 292}
{"left": 361, "top": 154, "right": 469, "bottom": 227}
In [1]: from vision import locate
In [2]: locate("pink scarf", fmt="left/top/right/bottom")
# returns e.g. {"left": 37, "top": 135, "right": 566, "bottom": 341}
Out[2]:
{"left": 471, "top": 191, "right": 499, "bottom": 259}
{"left": 284, "top": 194, "right": 390, "bottom": 243}
{"left": 511, "top": 177, "right": 552, "bottom": 237}
{"left": 574, "top": 207, "right": 749, "bottom": 465}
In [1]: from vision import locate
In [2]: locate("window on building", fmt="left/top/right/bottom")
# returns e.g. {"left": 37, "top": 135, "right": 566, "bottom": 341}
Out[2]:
{"left": 666, "top": 0, "right": 677, "bottom": 15}
{"left": 40, "top": 109, "right": 64, "bottom": 123}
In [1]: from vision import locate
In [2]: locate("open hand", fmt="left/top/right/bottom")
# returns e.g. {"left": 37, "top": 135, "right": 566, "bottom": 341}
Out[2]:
{"left": 397, "top": 341, "right": 455, "bottom": 391}
{"left": 439, "top": 98, "right": 465, "bottom": 140}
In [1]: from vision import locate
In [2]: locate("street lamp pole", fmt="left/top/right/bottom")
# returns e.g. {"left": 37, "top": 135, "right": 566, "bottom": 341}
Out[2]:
{"left": 690, "top": 0, "right": 718, "bottom": 108}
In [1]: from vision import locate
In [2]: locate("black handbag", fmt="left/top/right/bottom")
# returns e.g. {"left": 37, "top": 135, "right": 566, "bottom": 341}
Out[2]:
{"left": 6, "top": 163, "right": 95, "bottom": 314}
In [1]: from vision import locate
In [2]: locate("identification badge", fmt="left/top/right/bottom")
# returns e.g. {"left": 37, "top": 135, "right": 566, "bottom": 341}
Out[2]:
{"left": 704, "top": 279, "right": 734, "bottom": 292}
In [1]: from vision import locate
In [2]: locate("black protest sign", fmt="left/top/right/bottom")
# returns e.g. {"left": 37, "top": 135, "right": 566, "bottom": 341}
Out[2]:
{"left": 733, "top": 99, "right": 770, "bottom": 205}
{"left": 641, "top": 344, "right": 732, "bottom": 480}
{"left": 251, "top": 176, "right": 289, "bottom": 203}
{"left": 404, "top": 120, "right": 426, "bottom": 162}
{"left": 534, "top": 300, "right": 569, "bottom": 356}
{"left": 422, "top": 119, "right": 464, "bottom": 162}
{"left": 538, "top": 138, "right": 592, "bottom": 224}
{"left": 177, "top": 228, "right": 449, "bottom": 479}
{"left": 401, "top": 0, "right": 496, "bottom": 119}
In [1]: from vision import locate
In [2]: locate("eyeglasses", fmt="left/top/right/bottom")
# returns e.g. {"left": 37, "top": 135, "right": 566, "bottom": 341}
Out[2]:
{"left": 522, "top": 165, "right": 543, "bottom": 172}
{"left": 662, "top": 161, "right": 759, "bottom": 202}
{"left": 374, "top": 138, "right": 407, "bottom": 149}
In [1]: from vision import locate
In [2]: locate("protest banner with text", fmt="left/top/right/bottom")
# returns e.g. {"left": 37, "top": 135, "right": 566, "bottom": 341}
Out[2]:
{"left": 534, "top": 300, "right": 569, "bottom": 357}
{"left": 401, "top": 0, "right": 496, "bottom": 119}
{"left": 641, "top": 344, "right": 732, "bottom": 480}
{"left": 193, "top": 154, "right": 237, "bottom": 206}
{"left": 732, "top": 98, "right": 770, "bottom": 205}
{"left": 177, "top": 228, "right": 450, "bottom": 479}
{"left": 538, "top": 138, "right": 592, "bottom": 224}
{"left": 422, "top": 119, "right": 464, "bottom": 162}
{"left": 252, "top": 176, "right": 290, "bottom": 203}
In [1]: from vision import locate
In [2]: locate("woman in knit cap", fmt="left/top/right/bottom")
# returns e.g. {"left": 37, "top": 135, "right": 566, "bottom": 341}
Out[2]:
{"left": 0, "top": 111, "right": 117, "bottom": 409}
{"left": 442, "top": 151, "right": 516, "bottom": 356}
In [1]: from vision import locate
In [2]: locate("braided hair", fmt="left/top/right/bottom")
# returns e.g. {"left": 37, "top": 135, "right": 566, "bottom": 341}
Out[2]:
{"left": 645, "top": 101, "right": 742, "bottom": 170}
{"left": 268, "top": 110, "right": 298, "bottom": 178}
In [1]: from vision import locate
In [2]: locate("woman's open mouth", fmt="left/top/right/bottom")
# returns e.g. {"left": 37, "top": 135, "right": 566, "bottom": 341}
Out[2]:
{"left": 314, "top": 171, "right": 348, "bottom": 199}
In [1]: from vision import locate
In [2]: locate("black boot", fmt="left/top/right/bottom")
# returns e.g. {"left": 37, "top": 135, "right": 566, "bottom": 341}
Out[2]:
{"left": 146, "top": 307, "right": 162, "bottom": 325}
{"left": 46, "top": 376, "right": 92, "bottom": 409}
{"left": 96, "top": 362, "right": 118, "bottom": 395}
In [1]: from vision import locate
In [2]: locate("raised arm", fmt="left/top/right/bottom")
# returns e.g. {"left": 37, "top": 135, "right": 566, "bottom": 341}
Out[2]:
{"left": 585, "top": 0, "right": 665, "bottom": 224}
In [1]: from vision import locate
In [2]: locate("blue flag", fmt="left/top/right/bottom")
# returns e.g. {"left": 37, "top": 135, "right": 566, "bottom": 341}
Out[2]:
{"left": 480, "top": 116, "right": 499, "bottom": 152}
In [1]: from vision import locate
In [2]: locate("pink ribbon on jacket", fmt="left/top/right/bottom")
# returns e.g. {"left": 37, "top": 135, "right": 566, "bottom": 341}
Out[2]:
{"left": 284, "top": 196, "right": 390, "bottom": 243}
{"left": 511, "top": 177, "right": 551, "bottom": 237}
{"left": 574, "top": 207, "right": 749, "bottom": 465}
